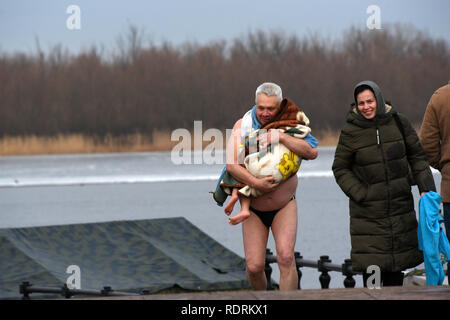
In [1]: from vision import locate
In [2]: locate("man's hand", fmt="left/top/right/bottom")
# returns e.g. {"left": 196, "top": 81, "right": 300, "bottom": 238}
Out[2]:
{"left": 253, "top": 176, "right": 279, "bottom": 194}
{"left": 257, "top": 129, "right": 279, "bottom": 150}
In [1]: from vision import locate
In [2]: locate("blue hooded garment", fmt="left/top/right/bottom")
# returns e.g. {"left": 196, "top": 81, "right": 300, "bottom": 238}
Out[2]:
{"left": 417, "top": 191, "right": 450, "bottom": 285}
{"left": 214, "top": 106, "right": 262, "bottom": 205}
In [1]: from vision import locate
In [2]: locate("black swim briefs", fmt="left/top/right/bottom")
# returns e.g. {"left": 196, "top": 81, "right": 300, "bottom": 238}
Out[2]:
{"left": 249, "top": 195, "right": 296, "bottom": 228}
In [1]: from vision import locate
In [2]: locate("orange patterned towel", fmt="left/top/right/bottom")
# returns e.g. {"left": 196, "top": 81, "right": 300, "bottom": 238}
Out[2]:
{"left": 261, "top": 98, "right": 308, "bottom": 131}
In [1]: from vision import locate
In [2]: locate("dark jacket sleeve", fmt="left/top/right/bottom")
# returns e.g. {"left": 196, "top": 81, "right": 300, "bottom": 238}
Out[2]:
{"left": 419, "top": 100, "right": 441, "bottom": 170}
{"left": 398, "top": 113, "right": 436, "bottom": 193}
{"left": 332, "top": 130, "right": 368, "bottom": 202}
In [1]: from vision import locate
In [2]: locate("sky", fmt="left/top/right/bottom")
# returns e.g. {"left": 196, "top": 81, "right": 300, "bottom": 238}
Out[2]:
{"left": 0, "top": 0, "right": 449, "bottom": 55}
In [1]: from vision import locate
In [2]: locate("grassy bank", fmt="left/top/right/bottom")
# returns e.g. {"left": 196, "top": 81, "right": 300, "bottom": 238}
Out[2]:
{"left": 0, "top": 130, "right": 340, "bottom": 156}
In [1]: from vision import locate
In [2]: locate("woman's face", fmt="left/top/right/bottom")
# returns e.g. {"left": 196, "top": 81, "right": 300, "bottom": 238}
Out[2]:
{"left": 356, "top": 89, "right": 377, "bottom": 120}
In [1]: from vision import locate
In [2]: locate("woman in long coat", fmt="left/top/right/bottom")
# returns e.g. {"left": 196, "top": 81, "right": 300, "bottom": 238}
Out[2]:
{"left": 332, "top": 80, "right": 436, "bottom": 286}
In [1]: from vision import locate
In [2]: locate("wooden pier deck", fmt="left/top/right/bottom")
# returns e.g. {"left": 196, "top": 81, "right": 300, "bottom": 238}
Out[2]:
{"left": 81, "top": 285, "right": 450, "bottom": 300}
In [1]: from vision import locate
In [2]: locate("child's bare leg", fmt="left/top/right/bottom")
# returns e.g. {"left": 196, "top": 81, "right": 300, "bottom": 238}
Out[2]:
{"left": 229, "top": 195, "right": 251, "bottom": 225}
{"left": 224, "top": 188, "right": 239, "bottom": 215}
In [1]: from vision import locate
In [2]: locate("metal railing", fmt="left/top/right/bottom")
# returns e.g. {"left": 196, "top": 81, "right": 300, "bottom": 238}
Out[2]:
{"left": 264, "top": 248, "right": 362, "bottom": 290}
{"left": 19, "top": 282, "right": 139, "bottom": 300}
{"left": 18, "top": 249, "right": 361, "bottom": 299}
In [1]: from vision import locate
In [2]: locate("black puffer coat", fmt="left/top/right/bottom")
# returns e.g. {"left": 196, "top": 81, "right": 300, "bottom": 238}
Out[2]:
{"left": 332, "top": 81, "right": 436, "bottom": 272}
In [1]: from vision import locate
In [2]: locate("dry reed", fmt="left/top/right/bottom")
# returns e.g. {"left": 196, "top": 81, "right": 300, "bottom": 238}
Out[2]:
{"left": 0, "top": 129, "right": 340, "bottom": 156}
{"left": 0, "top": 132, "right": 171, "bottom": 156}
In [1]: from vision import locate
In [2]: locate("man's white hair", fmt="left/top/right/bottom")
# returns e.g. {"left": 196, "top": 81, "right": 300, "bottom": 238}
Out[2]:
{"left": 255, "top": 82, "right": 283, "bottom": 104}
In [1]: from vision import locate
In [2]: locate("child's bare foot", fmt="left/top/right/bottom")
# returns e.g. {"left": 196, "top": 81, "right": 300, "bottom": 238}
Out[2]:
{"left": 229, "top": 210, "right": 251, "bottom": 225}
{"left": 224, "top": 194, "right": 239, "bottom": 215}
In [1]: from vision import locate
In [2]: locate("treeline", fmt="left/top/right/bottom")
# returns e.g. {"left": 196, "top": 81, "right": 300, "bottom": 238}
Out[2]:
{"left": 0, "top": 24, "right": 448, "bottom": 140}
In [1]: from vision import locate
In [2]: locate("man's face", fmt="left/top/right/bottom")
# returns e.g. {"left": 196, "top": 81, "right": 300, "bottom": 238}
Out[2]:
{"left": 256, "top": 94, "right": 280, "bottom": 125}
{"left": 356, "top": 89, "right": 377, "bottom": 120}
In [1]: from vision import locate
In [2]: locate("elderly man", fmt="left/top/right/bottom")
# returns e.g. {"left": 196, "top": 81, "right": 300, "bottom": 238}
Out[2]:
{"left": 225, "top": 82, "right": 318, "bottom": 290}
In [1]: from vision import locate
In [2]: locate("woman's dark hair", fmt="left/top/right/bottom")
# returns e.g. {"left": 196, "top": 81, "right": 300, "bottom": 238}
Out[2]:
{"left": 354, "top": 84, "right": 374, "bottom": 102}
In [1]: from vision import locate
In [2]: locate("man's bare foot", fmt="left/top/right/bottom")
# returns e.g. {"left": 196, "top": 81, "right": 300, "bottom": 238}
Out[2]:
{"left": 224, "top": 194, "right": 239, "bottom": 215}
{"left": 229, "top": 210, "right": 251, "bottom": 225}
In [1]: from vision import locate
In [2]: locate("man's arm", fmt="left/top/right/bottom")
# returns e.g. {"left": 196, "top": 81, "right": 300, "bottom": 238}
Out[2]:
{"left": 419, "top": 100, "right": 441, "bottom": 170}
{"left": 278, "top": 131, "right": 318, "bottom": 159}
{"left": 225, "top": 119, "right": 279, "bottom": 193}
{"left": 256, "top": 130, "right": 318, "bottom": 159}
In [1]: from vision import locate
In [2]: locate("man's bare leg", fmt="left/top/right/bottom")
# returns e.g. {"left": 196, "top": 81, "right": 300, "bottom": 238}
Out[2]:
{"left": 242, "top": 212, "right": 269, "bottom": 290}
{"left": 271, "top": 199, "right": 298, "bottom": 290}
{"left": 229, "top": 195, "right": 251, "bottom": 225}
